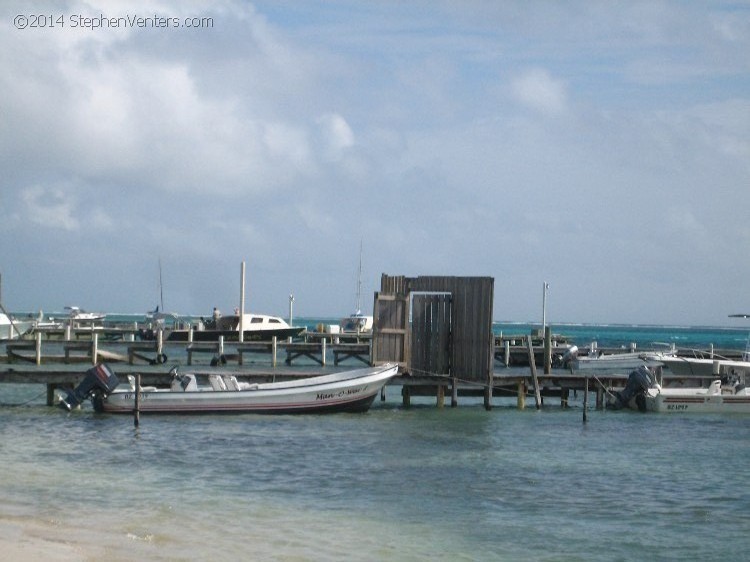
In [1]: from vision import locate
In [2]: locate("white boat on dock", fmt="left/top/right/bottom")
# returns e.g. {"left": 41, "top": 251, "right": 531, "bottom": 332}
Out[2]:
{"left": 60, "top": 362, "right": 399, "bottom": 414}
{"left": 565, "top": 345, "right": 671, "bottom": 373}
{"left": 608, "top": 361, "right": 750, "bottom": 413}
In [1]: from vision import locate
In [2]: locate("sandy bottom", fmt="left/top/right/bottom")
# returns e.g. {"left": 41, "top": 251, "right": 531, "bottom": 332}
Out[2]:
{"left": 0, "top": 515, "right": 103, "bottom": 561}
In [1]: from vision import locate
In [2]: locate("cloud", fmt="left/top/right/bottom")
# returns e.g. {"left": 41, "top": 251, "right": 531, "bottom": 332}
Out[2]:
{"left": 316, "top": 113, "right": 355, "bottom": 161}
{"left": 510, "top": 68, "right": 568, "bottom": 115}
{"left": 20, "top": 186, "right": 80, "bottom": 231}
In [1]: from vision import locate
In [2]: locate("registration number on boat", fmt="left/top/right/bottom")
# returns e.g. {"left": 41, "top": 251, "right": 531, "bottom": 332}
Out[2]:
{"left": 316, "top": 386, "right": 367, "bottom": 401}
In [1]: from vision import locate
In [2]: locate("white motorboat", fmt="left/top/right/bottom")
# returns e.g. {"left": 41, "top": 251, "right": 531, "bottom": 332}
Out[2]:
{"left": 643, "top": 380, "right": 750, "bottom": 413}
{"left": 60, "top": 362, "right": 399, "bottom": 414}
{"left": 339, "top": 311, "right": 373, "bottom": 334}
{"left": 608, "top": 361, "right": 750, "bottom": 413}
{"left": 566, "top": 345, "right": 671, "bottom": 374}
{"left": 59, "top": 306, "right": 106, "bottom": 328}
{"left": 141, "top": 313, "right": 304, "bottom": 342}
{"left": 0, "top": 312, "right": 34, "bottom": 340}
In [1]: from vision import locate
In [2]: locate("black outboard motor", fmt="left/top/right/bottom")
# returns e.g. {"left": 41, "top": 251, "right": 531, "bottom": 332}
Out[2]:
{"left": 608, "top": 365, "right": 654, "bottom": 412}
{"left": 60, "top": 363, "right": 120, "bottom": 411}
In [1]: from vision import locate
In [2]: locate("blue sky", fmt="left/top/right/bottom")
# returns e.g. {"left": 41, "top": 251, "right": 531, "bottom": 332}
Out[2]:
{"left": 1, "top": 1, "right": 749, "bottom": 325}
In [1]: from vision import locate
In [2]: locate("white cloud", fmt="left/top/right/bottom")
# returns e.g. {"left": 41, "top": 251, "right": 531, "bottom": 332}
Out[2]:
{"left": 20, "top": 186, "right": 79, "bottom": 231}
{"left": 316, "top": 113, "right": 355, "bottom": 161}
{"left": 510, "top": 68, "right": 568, "bottom": 115}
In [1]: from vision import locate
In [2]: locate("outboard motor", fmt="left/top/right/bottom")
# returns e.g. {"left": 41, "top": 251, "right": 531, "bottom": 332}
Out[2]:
{"left": 560, "top": 345, "right": 579, "bottom": 368}
{"left": 59, "top": 363, "right": 120, "bottom": 411}
{"left": 608, "top": 365, "right": 654, "bottom": 412}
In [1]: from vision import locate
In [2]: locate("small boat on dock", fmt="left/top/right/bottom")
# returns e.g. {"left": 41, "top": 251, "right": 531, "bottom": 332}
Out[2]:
{"left": 565, "top": 345, "right": 671, "bottom": 374}
{"left": 59, "top": 362, "right": 399, "bottom": 414}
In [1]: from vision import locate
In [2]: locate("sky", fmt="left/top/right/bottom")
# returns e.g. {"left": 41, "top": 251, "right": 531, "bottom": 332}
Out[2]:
{"left": 1, "top": 1, "right": 749, "bottom": 326}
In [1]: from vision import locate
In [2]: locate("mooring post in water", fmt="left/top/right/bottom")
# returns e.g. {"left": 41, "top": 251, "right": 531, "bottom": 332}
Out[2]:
{"left": 583, "top": 376, "right": 589, "bottom": 423}
{"left": 451, "top": 375, "right": 458, "bottom": 408}
{"left": 35, "top": 331, "right": 42, "bottom": 365}
{"left": 526, "top": 334, "right": 542, "bottom": 409}
{"left": 517, "top": 380, "right": 525, "bottom": 410}
{"left": 272, "top": 336, "right": 277, "bottom": 367}
{"left": 91, "top": 332, "right": 98, "bottom": 365}
{"left": 134, "top": 373, "right": 141, "bottom": 428}
{"left": 544, "top": 326, "right": 552, "bottom": 375}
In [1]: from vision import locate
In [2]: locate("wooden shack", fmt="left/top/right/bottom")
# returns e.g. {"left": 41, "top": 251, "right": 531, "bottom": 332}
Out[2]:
{"left": 371, "top": 274, "right": 495, "bottom": 407}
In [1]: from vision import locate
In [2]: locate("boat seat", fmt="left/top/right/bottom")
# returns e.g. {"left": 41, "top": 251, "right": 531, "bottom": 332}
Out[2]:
{"left": 208, "top": 374, "right": 227, "bottom": 391}
{"left": 126, "top": 375, "right": 157, "bottom": 392}
{"left": 171, "top": 374, "right": 198, "bottom": 391}
{"left": 223, "top": 375, "right": 241, "bottom": 391}
{"left": 238, "top": 382, "right": 259, "bottom": 391}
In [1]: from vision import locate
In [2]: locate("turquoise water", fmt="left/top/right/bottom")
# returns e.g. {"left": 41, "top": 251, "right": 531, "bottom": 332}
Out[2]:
{"left": 2, "top": 323, "right": 750, "bottom": 560}
{"left": 1, "top": 393, "right": 749, "bottom": 560}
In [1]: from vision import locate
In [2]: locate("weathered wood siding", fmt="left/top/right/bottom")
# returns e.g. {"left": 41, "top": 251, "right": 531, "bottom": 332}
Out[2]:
{"left": 410, "top": 293, "right": 451, "bottom": 376}
{"left": 373, "top": 274, "right": 494, "bottom": 383}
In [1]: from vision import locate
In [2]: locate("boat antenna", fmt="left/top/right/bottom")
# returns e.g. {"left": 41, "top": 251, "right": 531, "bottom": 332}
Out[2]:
{"left": 355, "top": 239, "right": 363, "bottom": 315}
{"left": 158, "top": 257, "right": 164, "bottom": 312}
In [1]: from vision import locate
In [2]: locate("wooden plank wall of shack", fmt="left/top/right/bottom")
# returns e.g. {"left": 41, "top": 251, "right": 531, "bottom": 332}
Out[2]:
{"left": 373, "top": 274, "right": 494, "bottom": 387}
{"left": 411, "top": 293, "right": 451, "bottom": 376}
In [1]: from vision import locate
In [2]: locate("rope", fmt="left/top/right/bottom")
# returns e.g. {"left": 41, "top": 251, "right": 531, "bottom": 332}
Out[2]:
{"left": 404, "top": 368, "right": 542, "bottom": 399}
{"left": 0, "top": 388, "right": 50, "bottom": 407}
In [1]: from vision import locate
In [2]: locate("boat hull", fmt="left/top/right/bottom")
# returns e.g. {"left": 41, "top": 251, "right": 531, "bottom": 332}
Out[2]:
{"left": 646, "top": 390, "right": 750, "bottom": 413}
{"left": 142, "top": 327, "right": 305, "bottom": 342}
{"left": 96, "top": 364, "right": 398, "bottom": 415}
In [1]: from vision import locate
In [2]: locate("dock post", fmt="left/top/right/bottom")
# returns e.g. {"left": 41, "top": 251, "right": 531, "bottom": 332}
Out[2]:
{"left": 35, "top": 331, "right": 42, "bottom": 365}
{"left": 596, "top": 384, "right": 604, "bottom": 409}
{"left": 46, "top": 384, "right": 55, "bottom": 406}
{"left": 321, "top": 338, "right": 327, "bottom": 366}
{"left": 544, "top": 326, "right": 551, "bottom": 374}
{"left": 526, "top": 335, "right": 542, "bottom": 409}
{"left": 504, "top": 340, "right": 510, "bottom": 367}
{"left": 402, "top": 385, "right": 411, "bottom": 407}
{"left": 517, "top": 380, "right": 525, "bottom": 410}
{"left": 561, "top": 388, "right": 569, "bottom": 409}
{"left": 272, "top": 336, "right": 277, "bottom": 367}
{"left": 218, "top": 335, "right": 225, "bottom": 358}
{"left": 134, "top": 373, "right": 140, "bottom": 428}
{"left": 451, "top": 376, "right": 458, "bottom": 407}
{"left": 91, "top": 332, "right": 98, "bottom": 365}
{"left": 583, "top": 376, "right": 589, "bottom": 422}
{"left": 157, "top": 329, "right": 164, "bottom": 359}
{"left": 436, "top": 384, "right": 445, "bottom": 408}
{"left": 64, "top": 324, "right": 71, "bottom": 341}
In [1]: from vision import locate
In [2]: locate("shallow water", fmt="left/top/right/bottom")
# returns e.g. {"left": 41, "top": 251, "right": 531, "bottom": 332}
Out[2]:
{"left": 2, "top": 382, "right": 749, "bottom": 561}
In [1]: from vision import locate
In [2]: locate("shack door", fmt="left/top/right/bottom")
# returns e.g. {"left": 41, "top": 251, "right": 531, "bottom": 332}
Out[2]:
{"left": 371, "top": 292, "right": 409, "bottom": 368}
{"left": 410, "top": 293, "right": 452, "bottom": 376}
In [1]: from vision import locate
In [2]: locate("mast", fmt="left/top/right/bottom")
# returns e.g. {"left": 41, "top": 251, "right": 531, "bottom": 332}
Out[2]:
{"left": 355, "top": 239, "right": 363, "bottom": 315}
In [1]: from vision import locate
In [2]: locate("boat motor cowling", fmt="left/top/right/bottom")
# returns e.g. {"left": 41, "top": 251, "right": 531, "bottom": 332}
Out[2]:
{"left": 60, "top": 363, "right": 120, "bottom": 411}
{"left": 608, "top": 365, "right": 654, "bottom": 411}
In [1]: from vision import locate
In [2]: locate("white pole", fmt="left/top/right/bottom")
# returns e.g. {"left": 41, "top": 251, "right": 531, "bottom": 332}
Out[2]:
{"left": 239, "top": 261, "right": 246, "bottom": 343}
{"left": 542, "top": 282, "right": 549, "bottom": 330}
{"left": 288, "top": 294, "right": 294, "bottom": 343}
